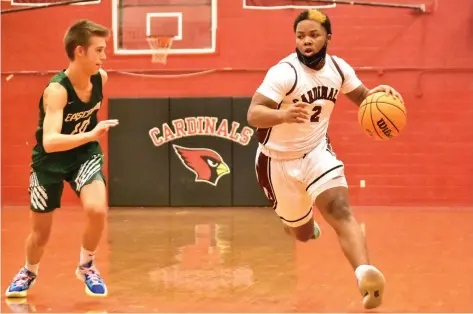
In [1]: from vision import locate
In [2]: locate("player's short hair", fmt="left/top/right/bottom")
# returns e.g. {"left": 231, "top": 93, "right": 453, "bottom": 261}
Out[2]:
{"left": 293, "top": 9, "right": 332, "bottom": 35}
{"left": 64, "top": 19, "right": 110, "bottom": 61}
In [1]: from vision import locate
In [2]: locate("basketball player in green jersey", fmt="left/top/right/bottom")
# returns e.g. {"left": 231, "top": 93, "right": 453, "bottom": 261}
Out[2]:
{"left": 5, "top": 20, "right": 118, "bottom": 298}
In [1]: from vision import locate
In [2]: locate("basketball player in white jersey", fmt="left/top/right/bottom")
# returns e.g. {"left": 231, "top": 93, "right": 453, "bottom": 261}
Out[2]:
{"left": 247, "top": 9, "right": 403, "bottom": 310}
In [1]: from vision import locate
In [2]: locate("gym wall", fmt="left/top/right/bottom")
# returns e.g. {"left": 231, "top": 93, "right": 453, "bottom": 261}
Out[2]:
{"left": 2, "top": 0, "right": 472, "bottom": 206}
{"left": 107, "top": 97, "right": 269, "bottom": 207}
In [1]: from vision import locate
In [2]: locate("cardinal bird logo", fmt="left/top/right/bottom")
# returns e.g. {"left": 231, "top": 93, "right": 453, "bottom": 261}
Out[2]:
{"left": 173, "top": 145, "right": 230, "bottom": 186}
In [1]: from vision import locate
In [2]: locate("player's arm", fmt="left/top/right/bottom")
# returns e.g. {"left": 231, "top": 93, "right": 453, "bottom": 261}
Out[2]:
{"left": 247, "top": 64, "right": 309, "bottom": 128}
{"left": 247, "top": 93, "right": 285, "bottom": 128}
{"left": 334, "top": 57, "right": 404, "bottom": 106}
{"left": 346, "top": 84, "right": 404, "bottom": 107}
{"left": 345, "top": 84, "right": 370, "bottom": 106}
{"left": 42, "top": 83, "right": 95, "bottom": 153}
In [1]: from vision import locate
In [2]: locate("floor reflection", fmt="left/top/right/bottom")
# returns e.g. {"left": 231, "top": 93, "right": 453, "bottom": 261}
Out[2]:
{"left": 2, "top": 206, "right": 472, "bottom": 313}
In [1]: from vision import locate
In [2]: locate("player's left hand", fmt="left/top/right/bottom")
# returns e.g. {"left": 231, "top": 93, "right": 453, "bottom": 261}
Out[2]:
{"left": 367, "top": 85, "right": 404, "bottom": 103}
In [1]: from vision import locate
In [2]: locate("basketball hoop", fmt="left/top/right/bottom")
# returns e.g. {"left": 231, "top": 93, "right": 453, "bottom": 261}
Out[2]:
{"left": 146, "top": 36, "right": 173, "bottom": 64}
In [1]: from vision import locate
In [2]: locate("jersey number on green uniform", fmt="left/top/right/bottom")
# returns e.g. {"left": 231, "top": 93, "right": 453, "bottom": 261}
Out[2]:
{"left": 72, "top": 117, "right": 91, "bottom": 135}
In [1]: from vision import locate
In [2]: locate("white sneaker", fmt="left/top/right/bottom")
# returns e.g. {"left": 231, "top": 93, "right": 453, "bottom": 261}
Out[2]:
{"left": 357, "top": 267, "right": 385, "bottom": 309}
{"left": 313, "top": 221, "right": 321, "bottom": 239}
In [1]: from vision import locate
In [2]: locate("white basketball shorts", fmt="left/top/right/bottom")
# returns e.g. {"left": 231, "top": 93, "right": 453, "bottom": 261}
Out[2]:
{"left": 255, "top": 138, "right": 347, "bottom": 227}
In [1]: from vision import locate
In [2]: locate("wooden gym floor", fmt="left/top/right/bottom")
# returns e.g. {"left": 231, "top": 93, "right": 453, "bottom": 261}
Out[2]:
{"left": 1, "top": 205, "right": 472, "bottom": 313}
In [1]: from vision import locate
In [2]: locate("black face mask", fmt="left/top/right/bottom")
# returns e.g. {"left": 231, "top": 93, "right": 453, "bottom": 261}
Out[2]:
{"left": 296, "top": 42, "right": 328, "bottom": 70}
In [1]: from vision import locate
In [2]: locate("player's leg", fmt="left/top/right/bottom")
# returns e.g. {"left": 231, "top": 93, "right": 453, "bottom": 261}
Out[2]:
{"left": 306, "top": 141, "right": 385, "bottom": 309}
{"left": 314, "top": 186, "right": 368, "bottom": 268}
{"left": 314, "top": 186, "right": 384, "bottom": 309}
{"left": 5, "top": 171, "right": 63, "bottom": 298}
{"left": 281, "top": 214, "right": 321, "bottom": 242}
{"left": 255, "top": 149, "right": 320, "bottom": 241}
{"left": 69, "top": 154, "right": 108, "bottom": 297}
{"left": 282, "top": 216, "right": 321, "bottom": 241}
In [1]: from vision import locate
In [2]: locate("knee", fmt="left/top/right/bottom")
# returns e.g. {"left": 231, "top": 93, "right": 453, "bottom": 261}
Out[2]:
{"left": 31, "top": 227, "right": 51, "bottom": 247}
{"left": 83, "top": 202, "right": 108, "bottom": 222}
{"left": 325, "top": 196, "right": 353, "bottom": 221}
{"left": 30, "top": 213, "right": 53, "bottom": 247}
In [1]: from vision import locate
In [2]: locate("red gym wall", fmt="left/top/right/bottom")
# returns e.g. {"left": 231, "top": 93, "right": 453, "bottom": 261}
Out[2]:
{"left": 2, "top": 0, "right": 472, "bottom": 207}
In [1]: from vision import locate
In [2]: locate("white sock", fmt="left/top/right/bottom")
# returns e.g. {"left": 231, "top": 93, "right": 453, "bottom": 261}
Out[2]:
{"left": 25, "top": 262, "right": 39, "bottom": 275}
{"left": 79, "top": 247, "right": 96, "bottom": 266}
{"left": 355, "top": 264, "right": 378, "bottom": 281}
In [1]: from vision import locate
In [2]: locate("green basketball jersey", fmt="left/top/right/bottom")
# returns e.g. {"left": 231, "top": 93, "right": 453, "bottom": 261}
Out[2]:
{"left": 31, "top": 70, "right": 104, "bottom": 175}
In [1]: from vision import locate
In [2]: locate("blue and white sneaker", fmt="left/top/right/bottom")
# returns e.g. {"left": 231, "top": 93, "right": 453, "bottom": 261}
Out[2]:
{"left": 75, "top": 260, "right": 108, "bottom": 297}
{"left": 5, "top": 267, "right": 37, "bottom": 298}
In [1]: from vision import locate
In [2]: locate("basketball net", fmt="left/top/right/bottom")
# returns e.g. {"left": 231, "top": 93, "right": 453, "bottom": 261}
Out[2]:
{"left": 146, "top": 36, "right": 173, "bottom": 64}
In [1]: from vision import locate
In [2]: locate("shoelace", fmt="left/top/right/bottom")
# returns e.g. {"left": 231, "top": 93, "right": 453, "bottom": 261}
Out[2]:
{"left": 80, "top": 267, "right": 102, "bottom": 285}
{"left": 12, "top": 273, "right": 31, "bottom": 287}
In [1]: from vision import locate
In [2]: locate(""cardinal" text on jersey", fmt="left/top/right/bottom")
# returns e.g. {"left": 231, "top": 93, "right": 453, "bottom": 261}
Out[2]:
{"left": 149, "top": 117, "right": 254, "bottom": 147}
{"left": 292, "top": 86, "right": 339, "bottom": 104}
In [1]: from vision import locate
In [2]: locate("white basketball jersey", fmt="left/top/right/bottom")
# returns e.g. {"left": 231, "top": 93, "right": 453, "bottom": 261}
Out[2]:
{"left": 256, "top": 53, "right": 362, "bottom": 159}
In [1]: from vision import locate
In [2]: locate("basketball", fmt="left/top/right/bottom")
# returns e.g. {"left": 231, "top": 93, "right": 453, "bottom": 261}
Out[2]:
{"left": 357, "top": 92, "right": 407, "bottom": 140}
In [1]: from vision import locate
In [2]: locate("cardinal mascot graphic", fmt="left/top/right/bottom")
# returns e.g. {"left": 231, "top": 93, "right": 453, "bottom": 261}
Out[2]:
{"left": 173, "top": 144, "right": 230, "bottom": 186}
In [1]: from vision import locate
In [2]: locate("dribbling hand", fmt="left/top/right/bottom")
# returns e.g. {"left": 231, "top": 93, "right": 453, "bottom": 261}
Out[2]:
{"left": 367, "top": 85, "right": 404, "bottom": 103}
{"left": 282, "top": 102, "right": 311, "bottom": 124}
{"left": 89, "top": 119, "right": 119, "bottom": 139}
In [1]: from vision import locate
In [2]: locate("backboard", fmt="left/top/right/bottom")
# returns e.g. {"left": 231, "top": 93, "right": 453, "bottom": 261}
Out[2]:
{"left": 112, "top": 0, "right": 217, "bottom": 55}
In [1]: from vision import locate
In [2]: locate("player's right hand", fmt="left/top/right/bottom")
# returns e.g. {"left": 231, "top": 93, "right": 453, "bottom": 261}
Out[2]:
{"left": 89, "top": 119, "right": 119, "bottom": 139}
{"left": 282, "top": 102, "right": 311, "bottom": 124}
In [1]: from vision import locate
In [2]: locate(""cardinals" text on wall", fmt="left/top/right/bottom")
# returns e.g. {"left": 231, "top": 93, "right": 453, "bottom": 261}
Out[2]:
{"left": 149, "top": 117, "right": 255, "bottom": 147}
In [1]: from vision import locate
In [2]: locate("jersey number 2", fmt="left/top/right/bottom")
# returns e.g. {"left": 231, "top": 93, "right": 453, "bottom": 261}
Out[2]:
{"left": 310, "top": 106, "right": 322, "bottom": 122}
{"left": 71, "top": 118, "right": 90, "bottom": 135}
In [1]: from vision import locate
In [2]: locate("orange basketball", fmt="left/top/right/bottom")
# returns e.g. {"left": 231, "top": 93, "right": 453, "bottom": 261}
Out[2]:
{"left": 357, "top": 92, "right": 407, "bottom": 140}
